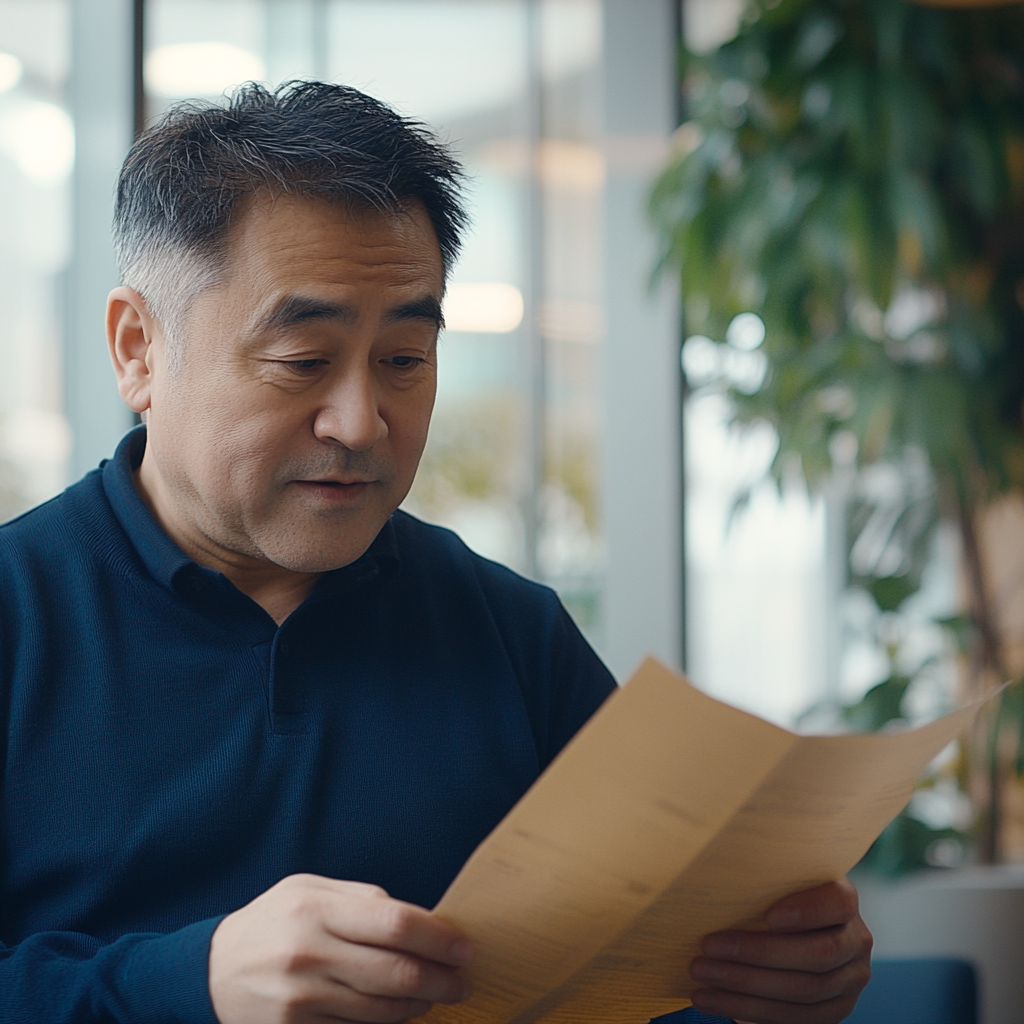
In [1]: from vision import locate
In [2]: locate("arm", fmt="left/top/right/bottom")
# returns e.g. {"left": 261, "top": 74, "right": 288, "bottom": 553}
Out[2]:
{"left": 689, "top": 878, "right": 872, "bottom": 1024}
{"left": 0, "top": 918, "right": 222, "bottom": 1023}
{"left": 0, "top": 877, "right": 471, "bottom": 1024}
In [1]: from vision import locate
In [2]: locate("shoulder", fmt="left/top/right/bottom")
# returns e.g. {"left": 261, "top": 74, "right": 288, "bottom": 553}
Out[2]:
{"left": 1, "top": 467, "right": 103, "bottom": 541}
{"left": 389, "top": 510, "right": 616, "bottom": 764}
{"left": 0, "top": 469, "right": 126, "bottom": 592}
{"left": 389, "top": 508, "right": 561, "bottom": 616}
{"left": 0, "top": 489, "right": 75, "bottom": 574}
{"left": 0, "top": 477, "right": 107, "bottom": 688}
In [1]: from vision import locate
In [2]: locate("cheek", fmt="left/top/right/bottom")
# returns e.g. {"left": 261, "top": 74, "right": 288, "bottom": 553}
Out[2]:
{"left": 216, "top": 416, "right": 300, "bottom": 483}
{"left": 170, "top": 363, "right": 310, "bottom": 450}
{"left": 386, "top": 389, "right": 436, "bottom": 466}
{"left": 170, "top": 403, "right": 293, "bottom": 501}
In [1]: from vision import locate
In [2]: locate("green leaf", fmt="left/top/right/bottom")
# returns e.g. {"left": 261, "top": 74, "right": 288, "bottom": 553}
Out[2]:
{"left": 651, "top": 0, "right": 1024, "bottom": 505}
{"left": 858, "top": 811, "right": 969, "bottom": 878}
{"left": 842, "top": 674, "right": 913, "bottom": 732}
{"left": 935, "top": 614, "right": 974, "bottom": 656}
{"left": 868, "top": 575, "right": 918, "bottom": 612}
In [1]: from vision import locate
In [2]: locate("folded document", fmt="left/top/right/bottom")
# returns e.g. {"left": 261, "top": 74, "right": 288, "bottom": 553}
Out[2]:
{"left": 421, "top": 658, "right": 986, "bottom": 1024}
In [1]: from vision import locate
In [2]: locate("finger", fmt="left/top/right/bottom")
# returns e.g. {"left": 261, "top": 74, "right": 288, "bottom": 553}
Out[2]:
{"left": 689, "top": 957, "right": 859, "bottom": 1003}
{"left": 764, "top": 878, "right": 859, "bottom": 933}
{"left": 701, "top": 919, "right": 868, "bottom": 971}
{"left": 690, "top": 987, "right": 862, "bottom": 1024}
{"left": 286, "top": 975, "right": 433, "bottom": 1024}
{"left": 318, "top": 994, "right": 432, "bottom": 1024}
{"left": 320, "top": 893, "right": 472, "bottom": 967}
{"left": 327, "top": 939, "right": 471, "bottom": 1004}
{"left": 311, "top": 876, "right": 394, "bottom": 900}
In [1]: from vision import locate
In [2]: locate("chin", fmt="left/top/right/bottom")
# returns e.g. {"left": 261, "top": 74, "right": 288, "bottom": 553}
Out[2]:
{"left": 252, "top": 503, "right": 397, "bottom": 573}
{"left": 269, "top": 547, "right": 370, "bottom": 573}
{"left": 256, "top": 527, "right": 381, "bottom": 574}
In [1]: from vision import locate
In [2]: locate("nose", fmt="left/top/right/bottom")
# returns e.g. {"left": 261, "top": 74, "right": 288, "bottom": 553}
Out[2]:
{"left": 312, "top": 366, "right": 388, "bottom": 452}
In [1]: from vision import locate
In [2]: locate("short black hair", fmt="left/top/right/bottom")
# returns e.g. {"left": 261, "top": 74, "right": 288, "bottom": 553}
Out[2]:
{"left": 113, "top": 80, "right": 468, "bottom": 292}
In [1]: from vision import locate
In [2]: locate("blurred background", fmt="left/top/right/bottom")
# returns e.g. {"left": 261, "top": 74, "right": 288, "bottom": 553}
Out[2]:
{"left": 0, "top": 0, "right": 682, "bottom": 684}
{"left": 4, "top": 0, "right": 1024, "bottom": 1017}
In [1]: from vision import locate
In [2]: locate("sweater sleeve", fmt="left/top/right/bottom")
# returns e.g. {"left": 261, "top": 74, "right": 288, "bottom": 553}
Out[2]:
{"left": 543, "top": 600, "right": 618, "bottom": 765}
{"left": 0, "top": 917, "right": 223, "bottom": 1024}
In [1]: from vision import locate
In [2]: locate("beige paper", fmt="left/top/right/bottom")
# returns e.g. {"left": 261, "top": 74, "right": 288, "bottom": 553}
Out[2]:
{"left": 421, "top": 658, "right": 985, "bottom": 1024}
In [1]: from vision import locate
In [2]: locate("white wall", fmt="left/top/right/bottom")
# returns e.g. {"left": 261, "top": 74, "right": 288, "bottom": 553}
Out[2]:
{"left": 599, "top": 0, "right": 683, "bottom": 682}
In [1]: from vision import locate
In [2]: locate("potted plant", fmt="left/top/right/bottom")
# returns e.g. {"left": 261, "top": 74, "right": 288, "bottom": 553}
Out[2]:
{"left": 651, "top": 0, "right": 1024, "bottom": 864}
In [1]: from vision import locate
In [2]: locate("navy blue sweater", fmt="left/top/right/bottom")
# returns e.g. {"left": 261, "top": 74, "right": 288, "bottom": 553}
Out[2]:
{"left": 0, "top": 427, "right": 727, "bottom": 1024}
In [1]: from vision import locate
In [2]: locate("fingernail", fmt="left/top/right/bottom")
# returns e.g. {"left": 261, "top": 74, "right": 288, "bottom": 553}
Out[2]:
{"left": 450, "top": 938, "right": 473, "bottom": 966}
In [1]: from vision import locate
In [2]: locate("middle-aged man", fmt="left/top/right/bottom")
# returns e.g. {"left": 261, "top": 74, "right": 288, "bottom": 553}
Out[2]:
{"left": 0, "top": 83, "right": 871, "bottom": 1024}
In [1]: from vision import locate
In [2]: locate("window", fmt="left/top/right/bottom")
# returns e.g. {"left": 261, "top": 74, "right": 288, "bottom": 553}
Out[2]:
{"left": 2, "top": 1, "right": 682, "bottom": 678}
{"left": 0, "top": 0, "right": 72, "bottom": 521}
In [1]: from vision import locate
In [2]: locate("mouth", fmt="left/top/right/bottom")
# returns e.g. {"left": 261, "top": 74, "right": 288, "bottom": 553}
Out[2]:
{"left": 291, "top": 479, "right": 375, "bottom": 502}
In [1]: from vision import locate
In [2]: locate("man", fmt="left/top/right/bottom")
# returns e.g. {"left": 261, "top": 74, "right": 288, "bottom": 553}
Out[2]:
{"left": 0, "top": 82, "right": 870, "bottom": 1023}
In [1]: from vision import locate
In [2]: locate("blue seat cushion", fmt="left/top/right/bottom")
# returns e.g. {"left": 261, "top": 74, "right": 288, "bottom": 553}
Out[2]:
{"left": 652, "top": 1009, "right": 734, "bottom": 1024}
{"left": 843, "top": 957, "right": 977, "bottom": 1024}
{"left": 648, "top": 958, "right": 977, "bottom": 1024}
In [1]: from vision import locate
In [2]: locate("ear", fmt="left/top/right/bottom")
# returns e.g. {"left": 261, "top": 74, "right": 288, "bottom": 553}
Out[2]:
{"left": 107, "top": 286, "right": 162, "bottom": 415}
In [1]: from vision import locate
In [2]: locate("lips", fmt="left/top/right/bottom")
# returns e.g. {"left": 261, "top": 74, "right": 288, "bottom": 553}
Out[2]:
{"left": 299, "top": 479, "right": 373, "bottom": 487}
{"left": 291, "top": 479, "right": 373, "bottom": 502}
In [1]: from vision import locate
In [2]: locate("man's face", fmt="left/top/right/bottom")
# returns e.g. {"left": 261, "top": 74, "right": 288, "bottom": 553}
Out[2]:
{"left": 143, "top": 195, "right": 444, "bottom": 573}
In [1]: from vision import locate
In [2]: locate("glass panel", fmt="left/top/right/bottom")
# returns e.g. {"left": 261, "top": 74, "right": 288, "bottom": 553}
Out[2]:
{"left": 0, "top": 0, "right": 72, "bottom": 520}
{"left": 537, "top": 0, "right": 603, "bottom": 641}
{"left": 680, "top": 0, "right": 828, "bottom": 725}
{"left": 684, "top": 393, "right": 827, "bottom": 726}
{"left": 679, "top": 0, "right": 962, "bottom": 728}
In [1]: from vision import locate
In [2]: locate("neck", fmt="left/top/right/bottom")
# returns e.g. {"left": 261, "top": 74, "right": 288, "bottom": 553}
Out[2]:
{"left": 133, "top": 454, "right": 320, "bottom": 626}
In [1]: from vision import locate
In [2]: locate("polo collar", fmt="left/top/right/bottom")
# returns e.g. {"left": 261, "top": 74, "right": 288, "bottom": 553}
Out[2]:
{"left": 101, "top": 425, "right": 400, "bottom": 608}
{"left": 102, "top": 425, "right": 192, "bottom": 591}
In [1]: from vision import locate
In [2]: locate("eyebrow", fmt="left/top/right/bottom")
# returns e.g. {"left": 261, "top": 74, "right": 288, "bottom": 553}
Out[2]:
{"left": 251, "top": 295, "right": 356, "bottom": 335}
{"left": 251, "top": 293, "right": 444, "bottom": 335}
{"left": 383, "top": 295, "right": 445, "bottom": 329}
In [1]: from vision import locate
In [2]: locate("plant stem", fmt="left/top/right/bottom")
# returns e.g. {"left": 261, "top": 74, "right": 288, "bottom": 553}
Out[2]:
{"left": 957, "top": 494, "right": 1002, "bottom": 685}
{"left": 955, "top": 488, "right": 1005, "bottom": 863}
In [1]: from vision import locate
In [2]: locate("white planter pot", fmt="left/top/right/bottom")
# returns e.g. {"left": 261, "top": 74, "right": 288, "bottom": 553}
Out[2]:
{"left": 856, "top": 865, "right": 1024, "bottom": 1024}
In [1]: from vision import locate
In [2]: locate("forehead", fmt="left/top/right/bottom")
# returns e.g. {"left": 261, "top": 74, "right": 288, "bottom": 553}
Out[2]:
{"left": 220, "top": 193, "right": 445, "bottom": 295}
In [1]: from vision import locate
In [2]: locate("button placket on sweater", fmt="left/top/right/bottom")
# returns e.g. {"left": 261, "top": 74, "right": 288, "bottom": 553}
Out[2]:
{"left": 267, "top": 622, "right": 311, "bottom": 735}
{"left": 264, "top": 567, "right": 381, "bottom": 735}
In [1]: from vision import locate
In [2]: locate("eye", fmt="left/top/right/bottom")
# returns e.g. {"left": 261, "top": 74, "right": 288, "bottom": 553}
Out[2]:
{"left": 282, "top": 359, "right": 326, "bottom": 371}
{"left": 384, "top": 355, "right": 425, "bottom": 369}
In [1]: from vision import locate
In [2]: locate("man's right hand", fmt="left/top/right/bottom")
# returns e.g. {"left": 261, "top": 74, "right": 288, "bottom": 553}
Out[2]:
{"left": 208, "top": 874, "right": 473, "bottom": 1024}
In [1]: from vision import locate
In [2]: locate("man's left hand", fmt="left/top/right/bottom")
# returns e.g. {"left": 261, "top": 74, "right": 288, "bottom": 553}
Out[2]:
{"left": 688, "top": 878, "right": 872, "bottom": 1024}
